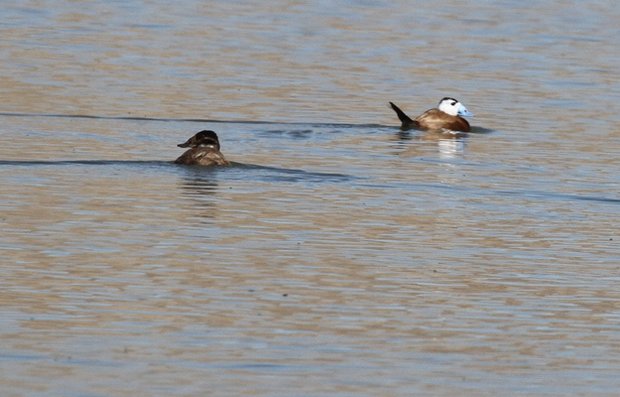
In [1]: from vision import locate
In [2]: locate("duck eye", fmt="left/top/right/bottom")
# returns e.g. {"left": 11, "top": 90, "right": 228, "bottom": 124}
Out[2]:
{"left": 451, "top": 101, "right": 457, "bottom": 106}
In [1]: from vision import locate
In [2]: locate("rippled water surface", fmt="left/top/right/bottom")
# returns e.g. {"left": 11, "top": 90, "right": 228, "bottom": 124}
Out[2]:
{"left": 1, "top": 1, "right": 619, "bottom": 396}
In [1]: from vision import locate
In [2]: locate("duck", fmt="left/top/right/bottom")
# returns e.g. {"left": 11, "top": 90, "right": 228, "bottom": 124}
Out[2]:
{"left": 174, "top": 130, "right": 230, "bottom": 166}
{"left": 389, "top": 97, "right": 473, "bottom": 132}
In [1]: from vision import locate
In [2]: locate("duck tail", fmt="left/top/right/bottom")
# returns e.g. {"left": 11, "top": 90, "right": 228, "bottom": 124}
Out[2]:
{"left": 389, "top": 102, "right": 417, "bottom": 130}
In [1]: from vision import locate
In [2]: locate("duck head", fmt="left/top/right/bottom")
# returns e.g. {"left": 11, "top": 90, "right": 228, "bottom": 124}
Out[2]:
{"left": 437, "top": 97, "right": 473, "bottom": 117}
{"left": 177, "top": 130, "right": 221, "bottom": 149}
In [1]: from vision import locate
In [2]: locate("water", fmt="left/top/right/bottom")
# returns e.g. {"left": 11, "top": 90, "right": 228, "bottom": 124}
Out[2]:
{"left": 1, "top": 1, "right": 619, "bottom": 396}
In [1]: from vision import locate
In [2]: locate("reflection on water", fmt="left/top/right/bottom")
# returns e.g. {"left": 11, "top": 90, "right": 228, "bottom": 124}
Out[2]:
{"left": 179, "top": 171, "right": 220, "bottom": 196}
{"left": 391, "top": 129, "right": 467, "bottom": 159}
{"left": 177, "top": 168, "right": 220, "bottom": 220}
{"left": 437, "top": 138, "right": 465, "bottom": 159}
{"left": 2, "top": 0, "right": 620, "bottom": 396}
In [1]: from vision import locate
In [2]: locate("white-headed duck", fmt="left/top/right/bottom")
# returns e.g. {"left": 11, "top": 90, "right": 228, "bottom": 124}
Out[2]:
{"left": 390, "top": 97, "right": 473, "bottom": 132}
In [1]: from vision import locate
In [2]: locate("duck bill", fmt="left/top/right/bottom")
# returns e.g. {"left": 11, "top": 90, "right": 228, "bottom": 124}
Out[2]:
{"left": 177, "top": 138, "right": 194, "bottom": 148}
{"left": 458, "top": 108, "right": 474, "bottom": 117}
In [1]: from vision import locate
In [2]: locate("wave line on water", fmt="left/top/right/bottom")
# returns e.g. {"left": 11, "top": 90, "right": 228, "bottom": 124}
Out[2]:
{"left": 378, "top": 181, "right": 620, "bottom": 206}
{"left": 0, "top": 159, "right": 354, "bottom": 184}
{"left": 0, "top": 111, "right": 388, "bottom": 129}
{"left": 0, "top": 159, "right": 171, "bottom": 166}
{"left": 496, "top": 189, "right": 620, "bottom": 205}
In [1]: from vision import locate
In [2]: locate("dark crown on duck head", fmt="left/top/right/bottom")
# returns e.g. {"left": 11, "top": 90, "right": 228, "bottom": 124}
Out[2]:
{"left": 177, "top": 130, "right": 221, "bottom": 148}
{"left": 440, "top": 97, "right": 458, "bottom": 106}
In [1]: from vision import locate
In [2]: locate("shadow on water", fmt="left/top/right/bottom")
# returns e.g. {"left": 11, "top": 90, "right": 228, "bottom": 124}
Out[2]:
{"left": 469, "top": 126, "right": 495, "bottom": 134}
{"left": 181, "top": 161, "right": 354, "bottom": 184}
{"left": 259, "top": 129, "right": 315, "bottom": 139}
{"left": 174, "top": 162, "right": 355, "bottom": 223}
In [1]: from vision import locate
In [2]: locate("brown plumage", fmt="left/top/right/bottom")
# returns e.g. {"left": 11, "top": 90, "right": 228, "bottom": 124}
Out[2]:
{"left": 389, "top": 100, "right": 471, "bottom": 132}
{"left": 174, "top": 130, "right": 230, "bottom": 166}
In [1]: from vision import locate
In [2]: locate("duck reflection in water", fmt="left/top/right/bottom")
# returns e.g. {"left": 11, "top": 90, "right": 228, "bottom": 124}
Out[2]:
{"left": 175, "top": 130, "right": 230, "bottom": 166}
{"left": 437, "top": 138, "right": 465, "bottom": 159}
{"left": 393, "top": 131, "right": 467, "bottom": 159}
{"left": 177, "top": 168, "right": 221, "bottom": 222}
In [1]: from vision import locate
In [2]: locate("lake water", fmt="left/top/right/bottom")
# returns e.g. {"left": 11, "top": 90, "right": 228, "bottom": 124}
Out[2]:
{"left": 1, "top": 1, "right": 619, "bottom": 396}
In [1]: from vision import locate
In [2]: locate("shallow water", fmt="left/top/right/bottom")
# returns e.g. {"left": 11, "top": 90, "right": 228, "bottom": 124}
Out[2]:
{"left": 1, "top": 1, "right": 620, "bottom": 396}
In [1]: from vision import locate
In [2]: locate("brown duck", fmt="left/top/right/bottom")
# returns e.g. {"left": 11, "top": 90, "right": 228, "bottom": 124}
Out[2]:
{"left": 174, "top": 130, "right": 230, "bottom": 166}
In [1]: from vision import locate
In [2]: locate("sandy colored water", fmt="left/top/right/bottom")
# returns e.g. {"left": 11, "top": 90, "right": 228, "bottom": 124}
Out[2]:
{"left": 1, "top": 1, "right": 619, "bottom": 396}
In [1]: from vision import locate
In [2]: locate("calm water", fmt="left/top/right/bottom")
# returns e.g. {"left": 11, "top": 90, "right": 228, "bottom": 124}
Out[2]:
{"left": 1, "top": 1, "right": 619, "bottom": 396}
